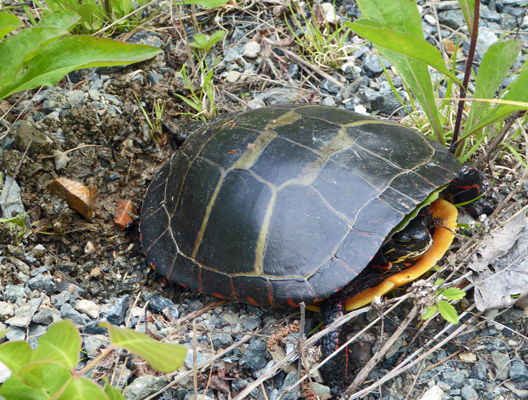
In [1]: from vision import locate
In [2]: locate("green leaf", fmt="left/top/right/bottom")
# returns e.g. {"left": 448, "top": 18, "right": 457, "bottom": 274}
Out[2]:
{"left": 103, "top": 378, "right": 127, "bottom": 400}
{"left": 36, "top": 10, "right": 80, "bottom": 30}
{"left": 438, "top": 301, "right": 459, "bottom": 324}
{"left": 433, "top": 278, "right": 445, "bottom": 287}
{"left": 0, "top": 341, "right": 33, "bottom": 374}
{"left": 457, "top": 0, "right": 475, "bottom": 33}
{"left": 19, "top": 362, "right": 72, "bottom": 394}
{"left": 178, "top": 0, "right": 229, "bottom": 7}
{"left": 0, "top": 12, "right": 24, "bottom": 41}
{"left": 441, "top": 287, "right": 466, "bottom": 301}
{"left": 31, "top": 320, "right": 80, "bottom": 370}
{"left": 355, "top": 0, "right": 423, "bottom": 37}
{"left": 0, "top": 375, "right": 49, "bottom": 400}
{"left": 347, "top": 19, "right": 463, "bottom": 87}
{"left": 102, "top": 323, "right": 187, "bottom": 373}
{"left": 466, "top": 40, "right": 522, "bottom": 131}
{"left": 421, "top": 306, "right": 437, "bottom": 320}
{"left": 0, "top": 34, "right": 162, "bottom": 101}
{"left": 55, "top": 376, "right": 110, "bottom": 400}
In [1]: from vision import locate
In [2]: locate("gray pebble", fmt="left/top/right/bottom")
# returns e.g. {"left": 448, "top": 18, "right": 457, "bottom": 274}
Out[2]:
{"left": 442, "top": 368, "right": 466, "bottom": 389}
{"left": 122, "top": 375, "right": 169, "bottom": 400}
{"left": 509, "top": 359, "right": 528, "bottom": 383}
{"left": 105, "top": 295, "right": 130, "bottom": 326}
{"left": 146, "top": 295, "right": 179, "bottom": 320}
{"left": 491, "top": 350, "right": 511, "bottom": 381}
{"left": 239, "top": 339, "right": 267, "bottom": 371}
{"left": 27, "top": 274, "right": 57, "bottom": 295}
{"left": 4, "top": 285, "right": 30, "bottom": 303}
{"left": 461, "top": 384, "right": 479, "bottom": 400}
{"left": 60, "top": 304, "right": 90, "bottom": 325}
{"left": 83, "top": 334, "right": 110, "bottom": 358}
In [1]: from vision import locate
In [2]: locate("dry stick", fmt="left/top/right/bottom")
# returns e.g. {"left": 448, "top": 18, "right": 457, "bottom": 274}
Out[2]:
{"left": 476, "top": 110, "right": 526, "bottom": 169}
{"left": 451, "top": 0, "right": 480, "bottom": 153}
{"left": 343, "top": 304, "right": 420, "bottom": 397}
{"left": 193, "top": 321, "right": 198, "bottom": 400}
{"left": 346, "top": 306, "right": 481, "bottom": 400}
{"left": 279, "top": 296, "right": 411, "bottom": 399}
{"left": 262, "top": 39, "right": 345, "bottom": 89}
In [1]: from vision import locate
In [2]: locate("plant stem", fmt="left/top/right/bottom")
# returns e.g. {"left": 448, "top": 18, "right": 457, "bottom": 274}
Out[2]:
{"left": 75, "top": 345, "right": 117, "bottom": 378}
{"left": 451, "top": 0, "right": 480, "bottom": 154}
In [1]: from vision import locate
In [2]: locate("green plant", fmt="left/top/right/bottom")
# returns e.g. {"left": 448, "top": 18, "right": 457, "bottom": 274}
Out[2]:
{"left": 286, "top": 0, "right": 352, "bottom": 69}
{"left": 175, "top": 31, "right": 225, "bottom": 120}
{"left": 134, "top": 93, "right": 167, "bottom": 141}
{"left": 0, "top": 320, "right": 186, "bottom": 400}
{"left": 345, "top": 0, "right": 528, "bottom": 161}
{"left": 422, "top": 279, "right": 466, "bottom": 324}
{"left": 34, "top": 0, "right": 156, "bottom": 34}
{"left": 0, "top": 10, "right": 162, "bottom": 102}
{"left": 0, "top": 213, "right": 29, "bottom": 240}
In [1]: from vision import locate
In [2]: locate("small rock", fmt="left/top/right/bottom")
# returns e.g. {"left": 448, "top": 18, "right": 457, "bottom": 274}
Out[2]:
{"left": 105, "top": 295, "right": 130, "bottom": 325}
{"left": 83, "top": 335, "right": 110, "bottom": 358}
{"left": 14, "top": 120, "right": 54, "bottom": 155}
{"left": 184, "top": 350, "right": 208, "bottom": 369}
{"left": 243, "top": 41, "right": 261, "bottom": 58}
{"left": 6, "top": 295, "right": 44, "bottom": 328}
{"left": 122, "top": 375, "right": 169, "bottom": 400}
{"left": 420, "top": 386, "right": 444, "bottom": 400}
{"left": 491, "top": 350, "right": 511, "bottom": 381}
{"left": 442, "top": 369, "right": 466, "bottom": 389}
{"left": 510, "top": 359, "right": 528, "bottom": 383}
{"left": 60, "top": 304, "right": 90, "bottom": 325}
{"left": 48, "top": 177, "right": 97, "bottom": 218}
{"left": 239, "top": 339, "right": 267, "bottom": 371}
{"left": 225, "top": 70, "right": 242, "bottom": 83}
{"left": 83, "top": 321, "right": 108, "bottom": 335}
{"left": 0, "top": 302, "right": 15, "bottom": 320}
{"left": 5, "top": 327, "right": 26, "bottom": 341}
{"left": 461, "top": 384, "right": 478, "bottom": 400}
{"left": 363, "top": 53, "right": 391, "bottom": 77}
{"left": 75, "top": 299, "right": 100, "bottom": 319}
{"left": 114, "top": 200, "right": 137, "bottom": 229}
{"left": 27, "top": 274, "right": 57, "bottom": 295}
{"left": 146, "top": 295, "right": 179, "bottom": 320}
{"left": 53, "top": 150, "right": 70, "bottom": 171}
{"left": 32, "top": 308, "right": 62, "bottom": 325}
{"left": 0, "top": 176, "right": 27, "bottom": 222}
{"left": 4, "top": 284, "right": 29, "bottom": 303}
{"left": 147, "top": 71, "right": 164, "bottom": 85}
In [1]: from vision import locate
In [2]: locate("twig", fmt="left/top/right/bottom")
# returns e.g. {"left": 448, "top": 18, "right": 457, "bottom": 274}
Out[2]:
{"left": 343, "top": 304, "right": 420, "bottom": 397}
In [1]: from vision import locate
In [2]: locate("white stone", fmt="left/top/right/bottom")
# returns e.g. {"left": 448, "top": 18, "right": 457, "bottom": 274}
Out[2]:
{"left": 243, "top": 41, "right": 261, "bottom": 58}
{"left": 225, "top": 70, "right": 242, "bottom": 83}
{"left": 420, "top": 386, "right": 444, "bottom": 400}
{"left": 75, "top": 299, "right": 100, "bottom": 319}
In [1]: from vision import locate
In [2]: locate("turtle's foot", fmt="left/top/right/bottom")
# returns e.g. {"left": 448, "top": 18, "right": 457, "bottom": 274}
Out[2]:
{"left": 321, "top": 294, "right": 353, "bottom": 398}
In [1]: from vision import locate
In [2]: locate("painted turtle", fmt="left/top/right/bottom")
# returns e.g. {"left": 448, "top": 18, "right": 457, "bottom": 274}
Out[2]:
{"left": 139, "top": 104, "right": 485, "bottom": 394}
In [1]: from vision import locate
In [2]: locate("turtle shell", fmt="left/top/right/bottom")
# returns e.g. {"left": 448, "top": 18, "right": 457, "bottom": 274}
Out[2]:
{"left": 140, "top": 105, "right": 460, "bottom": 307}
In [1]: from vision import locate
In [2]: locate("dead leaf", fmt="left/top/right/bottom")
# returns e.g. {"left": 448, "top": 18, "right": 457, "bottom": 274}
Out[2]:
{"left": 467, "top": 208, "right": 528, "bottom": 311}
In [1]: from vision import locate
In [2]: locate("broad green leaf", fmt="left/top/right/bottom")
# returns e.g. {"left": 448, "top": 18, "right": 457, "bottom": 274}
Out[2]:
{"left": 102, "top": 323, "right": 186, "bottom": 373}
{"left": 0, "top": 35, "right": 162, "bottom": 100}
{"left": 31, "top": 320, "right": 80, "bottom": 370}
{"left": 466, "top": 41, "right": 522, "bottom": 130}
{"left": 356, "top": 0, "right": 423, "bottom": 37}
{"left": 0, "top": 375, "right": 48, "bottom": 400}
{"left": 433, "top": 278, "right": 445, "bottom": 287}
{"left": 19, "top": 362, "right": 72, "bottom": 393}
{"left": 442, "top": 287, "right": 466, "bottom": 301}
{"left": 55, "top": 376, "right": 109, "bottom": 400}
{"left": 0, "top": 27, "right": 70, "bottom": 85}
{"left": 347, "top": 19, "right": 463, "bottom": 87}
{"left": 0, "top": 12, "right": 24, "bottom": 41}
{"left": 178, "top": 0, "right": 229, "bottom": 7}
{"left": 103, "top": 378, "right": 127, "bottom": 400}
{"left": 457, "top": 0, "right": 475, "bottom": 33}
{"left": 36, "top": 9, "right": 80, "bottom": 30}
{"left": 421, "top": 306, "right": 437, "bottom": 320}
{"left": 0, "top": 341, "right": 33, "bottom": 374}
{"left": 438, "top": 301, "right": 459, "bottom": 324}
{"left": 461, "top": 65, "right": 528, "bottom": 139}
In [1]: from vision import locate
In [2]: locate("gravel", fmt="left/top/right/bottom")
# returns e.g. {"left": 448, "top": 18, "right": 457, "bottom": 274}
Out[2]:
{"left": 0, "top": 1, "right": 527, "bottom": 399}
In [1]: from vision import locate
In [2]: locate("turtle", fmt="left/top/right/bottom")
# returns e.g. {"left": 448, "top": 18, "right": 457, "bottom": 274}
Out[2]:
{"left": 139, "top": 104, "right": 488, "bottom": 395}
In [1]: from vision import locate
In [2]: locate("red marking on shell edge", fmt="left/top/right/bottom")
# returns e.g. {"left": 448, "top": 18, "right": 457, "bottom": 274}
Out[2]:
{"left": 151, "top": 261, "right": 157, "bottom": 271}
{"left": 287, "top": 297, "right": 298, "bottom": 308}
{"left": 213, "top": 292, "right": 226, "bottom": 299}
{"left": 180, "top": 283, "right": 186, "bottom": 288}
{"left": 458, "top": 183, "right": 481, "bottom": 193}
{"left": 246, "top": 297, "right": 258, "bottom": 306}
